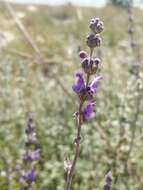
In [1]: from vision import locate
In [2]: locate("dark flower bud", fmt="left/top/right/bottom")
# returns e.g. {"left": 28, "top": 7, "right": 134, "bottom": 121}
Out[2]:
{"left": 25, "top": 118, "right": 35, "bottom": 134}
{"left": 104, "top": 171, "right": 112, "bottom": 190}
{"left": 82, "top": 57, "right": 101, "bottom": 75}
{"left": 94, "top": 58, "right": 101, "bottom": 65}
{"left": 128, "top": 28, "right": 135, "bottom": 34}
{"left": 74, "top": 136, "right": 81, "bottom": 144}
{"left": 82, "top": 58, "right": 91, "bottom": 74}
{"left": 79, "top": 50, "right": 88, "bottom": 59}
{"left": 90, "top": 18, "right": 104, "bottom": 34}
{"left": 87, "top": 33, "right": 102, "bottom": 48}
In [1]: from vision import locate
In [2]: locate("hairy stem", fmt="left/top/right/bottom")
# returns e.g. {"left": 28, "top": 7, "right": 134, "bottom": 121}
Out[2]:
{"left": 66, "top": 101, "right": 83, "bottom": 190}
{"left": 66, "top": 48, "right": 93, "bottom": 190}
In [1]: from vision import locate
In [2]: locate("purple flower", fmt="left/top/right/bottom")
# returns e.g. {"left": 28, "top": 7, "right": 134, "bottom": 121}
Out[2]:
{"left": 83, "top": 102, "right": 96, "bottom": 121}
{"left": 73, "top": 73, "right": 102, "bottom": 98}
{"left": 23, "top": 149, "right": 40, "bottom": 162}
{"left": 24, "top": 170, "right": 37, "bottom": 182}
{"left": 72, "top": 72, "right": 85, "bottom": 93}
{"left": 104, "top": 171, "right": 112, "bottom": 190}
{"left": 90, "top": 76, "right": 103, "bottom": 94}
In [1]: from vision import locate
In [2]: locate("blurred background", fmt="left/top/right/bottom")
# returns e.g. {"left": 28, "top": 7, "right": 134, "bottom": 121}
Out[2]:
{"left": 0, "top": 0, "right": 143, "bottom": 189}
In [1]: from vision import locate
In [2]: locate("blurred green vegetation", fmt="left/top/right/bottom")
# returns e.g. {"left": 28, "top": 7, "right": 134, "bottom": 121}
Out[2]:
{"left": 0, "top": 3, "right": 143, "bottom": 190}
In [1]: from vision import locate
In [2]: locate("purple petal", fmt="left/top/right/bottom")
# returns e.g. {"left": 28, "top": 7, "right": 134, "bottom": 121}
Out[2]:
{"left": 83, "top": 102, "right": 96, "bottom": 121}
{"left": 24, "top": 149, "right": 40, "bottom": 162}
{"left": 24, "top": 170, "right": 37, "bottom": 182}
{"left": 90, "top": 76, "right": 102, "bottom": 94}
{"left": 72, "top": 72, "right": 85, "bottom": 93}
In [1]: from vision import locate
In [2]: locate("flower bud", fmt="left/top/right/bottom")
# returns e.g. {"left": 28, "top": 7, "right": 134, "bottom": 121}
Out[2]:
{"left": 94, "top": 58, "right": 101, "bottom": 65}
{"left": 128, "top": 28, "right": 135, "bottom": 34}
{"left": 86, "top": 33, "right": 102, "bottom": 48}
{"left": 79, "top": 50, "right": 88, "bottom": 59}
{"left": 90, "top": 18, "right": 104, "bottom": 34}
{"left": 104, "top": 171, "right": 112, "bottom": 190}
{"left": 25, "top": 118, "right": 35, "bottom": 134}
{"left": 82, "top": 57, "right": 101, "bottom": 75}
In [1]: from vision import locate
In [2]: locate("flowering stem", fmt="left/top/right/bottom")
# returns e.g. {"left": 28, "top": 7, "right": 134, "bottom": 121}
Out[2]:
{"left": 66, "top": 17, "right": 103, "bottom": 190}
{"left": 66, "top": 101, "right": 83, "bottom": 190}
{"left": 66, "top": 46, "right": 95, "bottom": 190}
